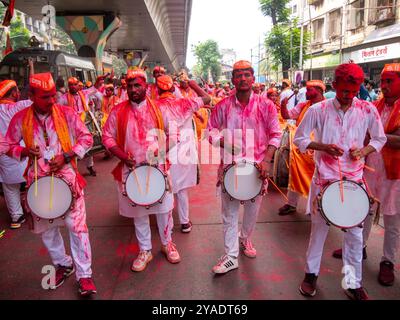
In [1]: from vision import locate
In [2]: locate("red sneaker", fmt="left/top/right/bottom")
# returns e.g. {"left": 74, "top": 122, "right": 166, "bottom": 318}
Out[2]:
{"left": 50, "top": 265, "right": 75, "bottom": 290}
{"left": 78, "top": 278, "right": 97, "bottom": 296}
{"left": 299, "top": 273, "right": 318, "bottom": 297}
{"left": 378, "top": 261, "right": 395, "bottom": 286}
{"left": 345, "top": 287, "right": 369, "bottom": 300}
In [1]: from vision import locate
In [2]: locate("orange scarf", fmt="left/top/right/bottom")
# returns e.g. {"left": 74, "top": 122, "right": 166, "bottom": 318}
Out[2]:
{"left": 21, "top": 105, "right": 87, "bottom": 188}
{"left": 0, "top": 99, "right": 15, "bottom": 105}
{"left": 67, "top": 91, "right": 88, "bottom": 122}
{"left": 296, "top": 101, "right": 312, "bottom": 126}
{"left": 150, "top": 84, "right": 159, "bottom": 100}
{"left": 111, "top": 98, "right": 165, "bottom": 182}
{"left": 375, "top": 98, "right": 400, "bottom": 179}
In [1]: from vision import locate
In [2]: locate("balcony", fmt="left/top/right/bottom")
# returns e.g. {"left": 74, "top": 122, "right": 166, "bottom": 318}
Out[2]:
{"left": 308, "top": 0, "right": 323, "bottom": 5}
{"left": 369, "top": 7, "right": 396, "bottom": 25}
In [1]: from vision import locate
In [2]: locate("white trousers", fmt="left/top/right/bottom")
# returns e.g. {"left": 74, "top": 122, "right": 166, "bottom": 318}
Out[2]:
{"left": 363, "top": 212, "right": 400, "bottom": 264}
{"left": 133, "top": 211, "right": 173, "bottom": 251}
{"left": 175, "top": 188, "right": 190, "bottom": 224}
{"left": 221, "top": 192, "right": 263, "bottom": 258}
{"left": 41, "top": 226, "right": 92, "bottom": 280}
{"left": 287, "top": 190, "right": 299, "bottom": 207}
{"left": 2, "top": 183, "right": 23, "bottom": 220}
{"left": 305, "top": 211, "right": 363, "bottom": 288}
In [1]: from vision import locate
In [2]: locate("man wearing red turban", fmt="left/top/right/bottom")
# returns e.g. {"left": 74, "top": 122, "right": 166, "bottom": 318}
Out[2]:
{"left": 6, "top": 72, "right": 97, "bottom": 296}
{"left": 332, "top": 63, "right": 400, "bottom": 288}
{"left": 294, "top": 62, "right": 387, "bottom": 300}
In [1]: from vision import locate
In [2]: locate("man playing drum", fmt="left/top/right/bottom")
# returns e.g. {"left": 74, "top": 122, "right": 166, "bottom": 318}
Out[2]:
{"left": 332, "top": 63, "right": 400, "bottom": 287}
{"left": 6, "top": 73, "right": 97, "bottom": 296}
{"left": 277, "top": 81, "right": 325, "bottom": 216}
{"left": 208, "top": 60, "right": 282, "bottom": 274}
{"left": 294, "top": 62, "right": 386, "bottom": 300}
{"left": 102, "top": 69, "right": 209, "bottom": 272}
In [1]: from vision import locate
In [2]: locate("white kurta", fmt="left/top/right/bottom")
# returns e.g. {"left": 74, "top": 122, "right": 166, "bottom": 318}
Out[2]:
{"left": 294, "top": 97, "right": 387, "bottom": 214}
{"left": 365, "top": 104, "right": 400, "bottom": 216}
{"left": 0, "top": 100, "right": 32, "bottom": 184}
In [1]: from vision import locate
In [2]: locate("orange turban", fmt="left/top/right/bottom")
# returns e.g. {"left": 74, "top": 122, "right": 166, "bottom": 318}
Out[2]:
{"left": 382, "top": 63, "right": 400, "bottom": 74}
{"left": 126, "top": 67, "right": 147, "bottom": 81}
{"left": 78, "top": 81, "right": 83, "bottom": 87}
{"left": 282, "top": 79, "right": 292, "bottom": 87}
{"left": 30, "top": 73, "right": 55, "bottom": 92}
{"left": 306, "top": 80, "right": 326, "bottom": 92}
{"left": 233, "top": 60, "right": 252, "bottom": 71}
{"left": 68, "top": 77, "right": 79, "bottom": 85}
{"left": 85, "top": 81, "right": 92, "bottom": 87}
{"left": 267, "top": 87, "right": 278, "bottom": 95}
{"left": 157, "top": 75, "right": 173, "bottom": 91}
{"left": 0, "top": 80, "right": 17, "bottom": 98}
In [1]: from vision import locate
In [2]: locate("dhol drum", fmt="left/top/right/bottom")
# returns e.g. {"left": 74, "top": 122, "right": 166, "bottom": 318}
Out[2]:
{"left": 85, "top": 110, "right": 104, "bottom": 156}
{"left": 123, "top": 164, "right": 169, "bottom": 209}
{"left": 222, "top": 159, "right": 265, "bottom": 204}
{"left": 272, "top": 125, "right": 290, "bottom": 188}
{"left": 317, "top": 179, "right": 372, "bottom": 230}
{"left": 25, "top": 174, "right": 75, "bottom": 222}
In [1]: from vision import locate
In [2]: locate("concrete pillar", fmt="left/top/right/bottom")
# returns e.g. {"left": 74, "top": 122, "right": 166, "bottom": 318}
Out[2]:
{"left": 56, "top": 14, "right": 121, "bottom": 74}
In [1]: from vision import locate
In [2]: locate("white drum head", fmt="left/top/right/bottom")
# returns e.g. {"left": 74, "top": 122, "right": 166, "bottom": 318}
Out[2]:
{"left": 320, "top": 180, "right": 370, "bottom": 228}
{"left": 125, "top": 166, "right": 166, "bottom": 206}
{"left": 223, "top": 161, "right": 263, "bottom": 201}
{"left": 27, "top": 176, "right": 72, "bottom": 219}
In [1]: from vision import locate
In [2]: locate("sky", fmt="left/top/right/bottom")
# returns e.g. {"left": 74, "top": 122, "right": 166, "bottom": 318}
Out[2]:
{"left": 186, "top": 0, "right": 271, "bottom": 69}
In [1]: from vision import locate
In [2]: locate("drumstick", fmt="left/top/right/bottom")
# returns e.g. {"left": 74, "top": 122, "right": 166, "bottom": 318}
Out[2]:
{"left": 234, "top": 164, "right": 238, "bottom": 192}
{"left": 127, "top": 152, "right": 142, "bottom": 195}
{"left": 363, "top": 164, "right": 375, "bottom": 172}
{"left": 34, "top": 141, "right": 38, "bottom": 197}
{"left": 267, "top": 177, "right": 289, "bottom": 202}
{"left": 146, "top": 156, "right": 153, "bottom": 195}
{"left": 49, "top": 156, "right": 54, "bottom": 210}
{"left": 337, "top": 158, "right": 344, "bottom": 203}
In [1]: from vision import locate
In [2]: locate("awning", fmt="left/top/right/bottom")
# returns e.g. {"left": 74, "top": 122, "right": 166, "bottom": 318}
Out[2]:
{"left": 363, "top": 24, "right": 400, "bottom": 44}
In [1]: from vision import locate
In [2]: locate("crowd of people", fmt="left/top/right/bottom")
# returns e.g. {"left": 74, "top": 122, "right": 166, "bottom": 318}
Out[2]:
{"left": 0, "top": 57, "right": 399, "bottom": 301}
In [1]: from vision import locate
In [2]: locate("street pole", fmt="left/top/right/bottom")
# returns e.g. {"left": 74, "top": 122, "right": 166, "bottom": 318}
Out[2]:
{"left": 290, "top": 20, "right": 293, "bottom": 82}
{"left": 299, "top": 21, "right": 304, "bottom": 71}
{"left": 309, "top": 3, "right": 313, "bottom": 80}
{"left": 258, "top": 36, "right": 261, "bottom": 83}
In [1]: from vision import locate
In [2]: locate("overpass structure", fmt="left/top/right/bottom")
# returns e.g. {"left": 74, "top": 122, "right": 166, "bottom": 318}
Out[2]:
{"left": 16, "top": 0, "right": 192, "bottom": 73}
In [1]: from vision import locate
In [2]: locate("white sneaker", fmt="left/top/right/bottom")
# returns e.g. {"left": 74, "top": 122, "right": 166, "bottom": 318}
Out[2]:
{"left": 161, "top": 242, "right": 181, "bottom": 264}
{"left": 240, "top": 238, "right": 257, "bottom": 258}
{"left": 131, "top": 250, "right": 153, "bottom": 272}
{"left": 212, "top": 255, "right": 238, "bottom": 274}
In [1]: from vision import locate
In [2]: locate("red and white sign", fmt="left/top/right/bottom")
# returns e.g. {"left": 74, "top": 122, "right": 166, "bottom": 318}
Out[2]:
{"left": 344, "top": 43, "right": 400, "bottom": 63}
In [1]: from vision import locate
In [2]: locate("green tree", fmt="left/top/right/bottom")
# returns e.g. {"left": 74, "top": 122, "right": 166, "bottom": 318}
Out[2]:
{"left": 259, "top": 0, "right": 290, "bottom": 26}
{"left": 0, "top": 7, "right": 31, "bottom": 52}
{"left": 259, "top": 0, "right": 309, "bottom": 78}
{"left": 192, "top": 40, "right": 221, "bottom": 82}
{"left": 51, "top": 25, "right": 77, "bottom": 54}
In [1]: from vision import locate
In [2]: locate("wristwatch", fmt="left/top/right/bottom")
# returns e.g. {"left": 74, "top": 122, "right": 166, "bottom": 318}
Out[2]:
{"left": 63, "top": 152, "right": 72, "bottom": 164}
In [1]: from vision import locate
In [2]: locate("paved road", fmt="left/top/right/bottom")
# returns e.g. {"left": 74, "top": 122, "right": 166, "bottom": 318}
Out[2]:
{"left": 0, "top": 154, "right": 399, "bottom": 300}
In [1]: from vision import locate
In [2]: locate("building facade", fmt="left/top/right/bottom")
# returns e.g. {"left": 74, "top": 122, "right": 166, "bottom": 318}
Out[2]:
{"left": 291, "top": 0, "right": 400, "bottom": 84}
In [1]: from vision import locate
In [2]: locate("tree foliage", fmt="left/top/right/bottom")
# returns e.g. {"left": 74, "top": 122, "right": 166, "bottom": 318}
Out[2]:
{"left": 259, "top": 0, "right": 309, "bottom": 77}
{"left": 193, "top": 39, "right": 221, "bottom": 82}
{"left": 259, "top": 0, "right": 290, "bottom": 26}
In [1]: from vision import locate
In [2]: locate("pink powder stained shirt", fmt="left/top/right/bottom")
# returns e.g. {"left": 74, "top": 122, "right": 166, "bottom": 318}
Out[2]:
{"left": 294, "top": 97, "right": 386, "bottom": 183}
{"left": 365, "top": 103, "right": 400, "bottom": 216}
{"left": 6, "top": 105, "right": 93, "bottom": 233}
{"left": 208, "top": 93, "right": 282, "bottom": 165}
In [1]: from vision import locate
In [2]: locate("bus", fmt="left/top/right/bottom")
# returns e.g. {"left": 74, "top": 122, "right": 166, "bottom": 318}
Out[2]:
{"left": 0, "top": 47, "right": 97, "bottom": 90}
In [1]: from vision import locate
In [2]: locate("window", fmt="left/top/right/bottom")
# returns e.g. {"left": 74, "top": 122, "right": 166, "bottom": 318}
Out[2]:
{"left": 328, "top": 9, "right": 342, "bottom": 37}
{"left": 348, "top": 0, "right": 365, "bottom": 30}
{"left": 369, "top": 0, "right": 396, "bottom": 24}
{"left": 292, "top": 5, "right": 298, "bottom": 14}
{"left": 312, "top": 18, "right": 324, "bottom": 43}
